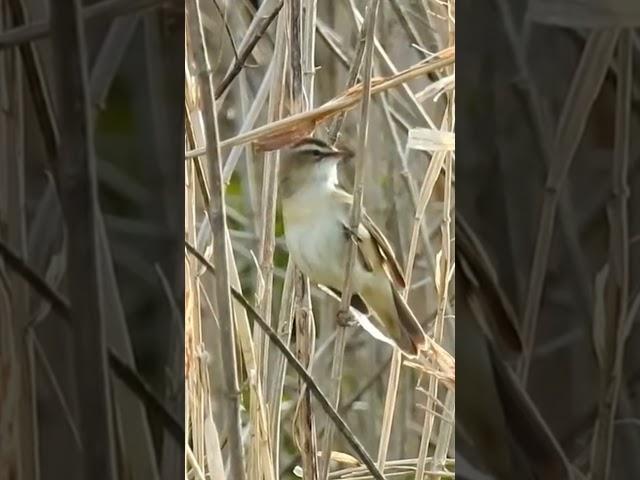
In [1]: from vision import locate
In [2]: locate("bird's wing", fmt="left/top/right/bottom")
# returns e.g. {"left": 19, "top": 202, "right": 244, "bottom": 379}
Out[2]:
{"left": 332, "top": 188, "right": 407, "bottom": 289}
{"left": 361, "top": 212, "right": 407, "bottom": 289}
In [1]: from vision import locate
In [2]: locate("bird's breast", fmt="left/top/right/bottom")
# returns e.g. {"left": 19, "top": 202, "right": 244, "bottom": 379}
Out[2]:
{"left": 282, "top": 198, "right": 347, "bottom": 288}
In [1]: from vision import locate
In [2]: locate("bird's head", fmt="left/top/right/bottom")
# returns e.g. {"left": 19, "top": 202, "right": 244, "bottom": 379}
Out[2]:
{"left": 278, "top": 137, "right": 353, "bottom": 198}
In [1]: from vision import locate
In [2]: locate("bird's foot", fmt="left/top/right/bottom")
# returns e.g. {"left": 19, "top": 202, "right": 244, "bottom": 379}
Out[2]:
{"left": 337, "top": 309, "right": 357, "bottom": 327}
{"left": 341, "top": 223, "right": 361, "bottom": 243}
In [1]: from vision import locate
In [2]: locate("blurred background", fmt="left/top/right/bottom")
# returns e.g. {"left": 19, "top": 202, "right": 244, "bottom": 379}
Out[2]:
{"left": 457, "top": 0, "right": 640, "bottom": 479}
{"left": 1, "top": 1, "right": 183, "bottom": 479}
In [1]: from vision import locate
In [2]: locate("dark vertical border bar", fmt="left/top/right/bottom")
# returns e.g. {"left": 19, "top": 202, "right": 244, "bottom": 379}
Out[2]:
{"left": 0, "top": 1, "right": 184, "bottom": 479}
{"left": 49, "top": 1, "right": 117, "bottom": 479}
{"left": 457, "top": 1, "right": 640, "bottom": 479}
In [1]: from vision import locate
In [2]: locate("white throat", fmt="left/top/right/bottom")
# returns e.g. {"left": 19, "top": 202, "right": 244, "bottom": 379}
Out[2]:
{"left": 282, "top": 161, "right": 340, "bottom": 223}
{"left": 312, "top": 159, "right": 339, "bottom": 191}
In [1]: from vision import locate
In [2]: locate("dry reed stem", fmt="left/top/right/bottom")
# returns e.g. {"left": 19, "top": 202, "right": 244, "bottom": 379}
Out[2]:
{"left": 430, "top": 152, "right": 455, "bottom": 479}
{"left": 253, "top": 0, "right": 287, "bottom": 413}
{"left": 319, "top": 2, "right": 380, "bottom": 478}
{"left": 186, "top": 1, "right": 246, "bottom": 478}
{"left": 415, "top": 77, "right": 455, "bottom": 480}
{"left": 346, "top": 0, "right": 437, "bottom": 130}
{"left": 376, "top": 139, "right": 448, "bottom": 474}
{"left": 245, "top": 11, "right": 288, "bottom": 479}
{"left": 268, "top": 261, "right": 296, "bottom": 474}
{"left": 290, "top": 1, "right": 320, "bottom": 478}
{"left": 186, "top": 40, "right": 274, "bottom": 480}
{"left": 184, "top": 67, "right": 208, "bottom": 476}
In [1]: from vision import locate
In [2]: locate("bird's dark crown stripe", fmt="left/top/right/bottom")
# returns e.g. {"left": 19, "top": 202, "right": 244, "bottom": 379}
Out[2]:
{"left": 291, "top": 137, "right": 334, "bottom": 153}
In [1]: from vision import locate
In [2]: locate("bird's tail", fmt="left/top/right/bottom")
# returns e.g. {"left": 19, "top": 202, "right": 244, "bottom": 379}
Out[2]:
{"left": 363, "top": 283, "right": 428, "bottom": 357}
{"left": 388, "top": 286, "right": 428, "bottom": 357}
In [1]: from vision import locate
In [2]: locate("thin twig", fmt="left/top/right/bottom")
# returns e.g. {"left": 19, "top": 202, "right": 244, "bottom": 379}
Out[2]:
{"left": 327, "top": 10, "right": 367, "bottom": 143}
{"left": 215, "top": 1, "right": 283, "bottom": 98}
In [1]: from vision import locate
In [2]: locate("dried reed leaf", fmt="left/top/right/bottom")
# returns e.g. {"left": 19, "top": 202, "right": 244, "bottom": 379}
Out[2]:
{"left": 254, "top": 120, "right": 317, "bottom": 151}
{"left": 416, "top": 74, "right": 455, "bottom": 101}
{"left": 407, "top": 128, "right": 455, "bottom": 152}
{"left": 203, "top": 413, "right": 225, "bottom": 479}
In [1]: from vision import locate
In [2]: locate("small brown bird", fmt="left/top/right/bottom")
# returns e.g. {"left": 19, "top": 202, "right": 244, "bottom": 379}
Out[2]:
{"left": 278, "top": 137, "right": 427, "bottom": 357}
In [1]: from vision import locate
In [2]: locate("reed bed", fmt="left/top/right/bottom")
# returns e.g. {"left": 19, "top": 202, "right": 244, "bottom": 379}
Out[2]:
{"left": 185, "top": 1, "right": 455, "bottom": 478}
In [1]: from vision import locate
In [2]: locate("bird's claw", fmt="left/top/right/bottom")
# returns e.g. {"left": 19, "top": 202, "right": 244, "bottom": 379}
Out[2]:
{"left": 337, "top": 309, "right": 356, "bottom": 327}
{"left": 342, "top": 223, "right": 360, "bottom": 243}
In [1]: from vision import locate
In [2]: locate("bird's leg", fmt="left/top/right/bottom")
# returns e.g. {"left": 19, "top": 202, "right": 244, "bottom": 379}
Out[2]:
{"left": 341, "top": 222, "right": 361, "bottom": 244}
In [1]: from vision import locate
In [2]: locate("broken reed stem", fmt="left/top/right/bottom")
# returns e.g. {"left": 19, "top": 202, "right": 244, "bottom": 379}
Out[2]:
{"left": 404, "top": 149, "right": 447, "bottom": 292}
{"left": 186, "top": 1, "right": 246, "bottom": 479}
{"left": 319, "top": 1, "right": 381, "bottom": 479}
